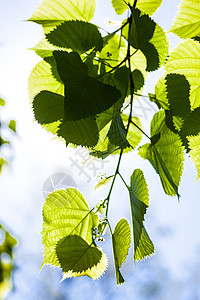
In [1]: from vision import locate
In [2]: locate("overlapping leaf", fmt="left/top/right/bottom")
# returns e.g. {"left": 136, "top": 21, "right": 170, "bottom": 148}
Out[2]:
{"left": 129, "top": 169, "right": 154, "bottom": 261}
{"left": 42, "top": 188, "right": 96, "bottom": 266}
{"left": 188, "top": 134, "right": 200, "bottom": 181}
{"left": 180, "top": 107, "right": 200, "bottom": 150}
{"left": 91, "top": 113, "right": 143, "bottom": 157}
{"left": 58, "top": 117, "right": 99, "bottom": 147}
{"left": 56, "top": 235, "right": 107, "bottom": 279}
{"left": 53, "top": 51, "right": 121, "bottom": 121}
{"left": 111, "top": 0, "right": 162, "bottom": 16}
{"left": 170, "top": 0, "right": 200, "bottom": 39}
{"left": 165, "top": 40, "right": 200, "bottom": 110}
{"left": 108, "top": 114, "right": 130, "bottom": 149}
{"left": 29, "top": 0, "right": 96, "bottom": 33}
{"left": 122, "top": 8, "right": 168, "bottom": 71}
{"left": 28, "top": 59, "right": 64, "bottom": 100}
{"left": 112, "top": 219, "right": 131, "bottom": 284}
{"left": 139, "top": 131, "right": 184, "bottom": 197}
{"left": 33, "top": 91, "right": 64, "bottom": 124}
{"left": 47, "top": 20, "right": 103, "bottom": 53}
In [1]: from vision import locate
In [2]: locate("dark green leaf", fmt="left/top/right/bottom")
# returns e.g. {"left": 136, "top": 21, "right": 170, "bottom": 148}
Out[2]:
{"left": 129, "top": 170, "right": 148, "bottom": 257}
{"left": 166, "top": 74, "right": 191, "bottom": 119}
{"left": 56, "top": 235, "right": 102, "bottom": 273}
{"left": 180, "top": 107, "right": 200, "bottom": 150}
{"left": 129, "top": 8, "right": 156, "bottom": 49}
{"left": 33, "top": 91, "right": 64, "bottom": 124}
{"left": 108, "top": 114, "right": 130, "bottom": 149}
{"left": 53, "top": 51, "right": 121, "bottom": 120}
{"left": 131, "top": 69, "right": 144, "bottom": 93}
{"left": 47, "top": 20, "right": 103, "bottom": 53}
{"left": 141, "top": 42, "right": 159, "bottom": 72}
{"left": 58, "top": 117, "right": 99, "bottom": 147}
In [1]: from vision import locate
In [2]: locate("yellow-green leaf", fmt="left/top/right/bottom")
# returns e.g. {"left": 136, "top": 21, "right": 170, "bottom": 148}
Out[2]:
{"left": 188, "top": 134, "right": 200, "bottom": 181}
{"left": 170, "top": 0, "right": 200, "bottom": 39}
{"left": 165, "top": 40, "right": 200, "bottom": 110}
{"left": 112, "top": 219, "right": 131, "bottom": 284}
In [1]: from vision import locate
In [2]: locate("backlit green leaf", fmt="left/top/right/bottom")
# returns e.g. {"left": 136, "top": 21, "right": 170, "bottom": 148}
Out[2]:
{"left": 139, "top": 132, "right": 184, "bottom": 197}
{"left": 170, "top": 0, "right": 200, "bottom": 39}
{"left": 111, "top": 0, "right": 162, "bottom": 16}
{"left": 108, "top": 114, "right": 130, "bottom": 149}
{"left": 129, "top": 169, "right": 154, "bottom": 260}
{"left": 0, "top": 98, "right": 5, "bottom": 106}
{"left": 58, "top": 117, "right": 99, "bottom": 147}
{"left": 28, "top": 59, "right": 64, "bottom": 100}
{"left": 94, "top": 175, "right": 114, "bottom": 191}
{"left": 42, "top": 188, "right": 98, "bottom": 268}
{"left": 112, "top": 219, "right": 131, "bottom": 284}
{"left": 165, "top": 40, "right": 200, "bottom": 110}
{"left": 188, "top": 134, "right": 200, "bottom": 181}
{"left": 47, "top": 20, "right": 103, "bottom": 53}
{"left": 8, "top": 120, "right": 16, "bottom": 133}
{"left": 53, "top": 51, "right": 121, "bottom": 120}
{"left": 56, "top": 235, "right": 107, "bottom": 280}
{"left": 29, "top": 0, "right": 96, "bottom": 33}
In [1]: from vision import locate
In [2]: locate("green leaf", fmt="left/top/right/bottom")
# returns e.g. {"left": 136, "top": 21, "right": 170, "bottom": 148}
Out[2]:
{"left": 0, "top": 158, "right": 7, "bottom": 174}
{"left": 53, "top": 51, "right": 121, "bottom": 121}
{"left": 179, "top": 107, "right": 200, "bottom": 150}
{"left": 33, "top": 91, "right": 64, "bottom": 124}
{"left": 56, "top": 235, "right": 107, "bottom": 280}
{"left": 8, "top": 120, "right": 16, "bottom": 133}
{"left": 165, "top": 40, "right": 200, "bottom": 110}
{"left": 139, "top": 132, "right": 184, "bottom": 197}
{"left": 136, "top": 0, "right": 162, "bottom": 15}
{"left": 149, "top": 23, "right": 169, "bottom": 68}
{"left": 29, "top": 0, "right": 96, "bottom": 33}
{"left": 111, "top": 0, "right": 162, "bottom": 16}
{"left": 28, "top": 59, "right": 64, "bottom": 100}
{"left": 131, "top": 69, "right": 144, "bottom": 93}
{"left": 108, "top": 114, "right": 130, "bottom": 149}
{"left": 47, "top": 20, "right": 103, "bottom": 53}
{"left": 94, "top": 175, "right": 114, "bottom": 191}
{"left": 42, "top": 188, "right": 99, "bottom": 268}
{"left": 170, "top": 0, "right": 200, "bottom": 39}
{"left": 127, "top": 8, "right": 160, "bottom": 71}
{"left": 154, "top": 77, "right": 169, "bottom": 110}
{"left": 112, "top": 219, "right": 131, "bottom": 285}
{"left": 129, "top": 169, "right": 154, "bottom": 260}
{"left": 166, "top": 74, "right": 191, "bottom": 119}
{"left": 188, "top": 134, "right": 200, "bottom": 181}
{"left": 58, "top": 117, "right": 99, "bottom": 147}
{"left": 134, "top": 226, "right": 154, "bottom": 261}
{"left": 31, "top": 38, "right": 60, "bottom": 58}
{"left": 0, "top": 98, "right": 5, "bottom": 106}
{"left": 129, "top": 8, "right": 156, "bottom": 49}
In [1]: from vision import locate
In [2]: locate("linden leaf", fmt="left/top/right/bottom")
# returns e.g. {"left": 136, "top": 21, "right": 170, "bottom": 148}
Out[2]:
{"left": 53, "top": 51, "right": 121, "bottom": 121}
{"left": 170, "top": 0, "right": 200, "bottom": 39}
{"left": 29, "top": 0, "right": 96, "bottom": 33}
{"left": 42, "top": 188, "right": 98, "bottom": 268}
{"left": 46, "top": 20, "right": 103, "bottom": 53}
{"left": 188, "top": 134, "right": 200, "bottom": 181}
{"left": 56, "top": 235, "right": 107, "bottom": 280}
{"left": 129, "top": 169, "right": 154, "bottom": 261}
{"left": 112, "top": 219, "right": 131, "bottom": 284}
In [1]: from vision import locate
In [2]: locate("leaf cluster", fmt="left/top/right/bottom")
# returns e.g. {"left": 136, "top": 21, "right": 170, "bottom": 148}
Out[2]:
{"left": 28, "top": 0, "right": 200, "bottom": 285}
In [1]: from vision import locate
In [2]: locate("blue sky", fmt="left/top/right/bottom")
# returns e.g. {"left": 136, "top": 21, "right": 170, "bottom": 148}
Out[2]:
{"left": 1, "top": 0, "right": 200, "bottom": 299}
